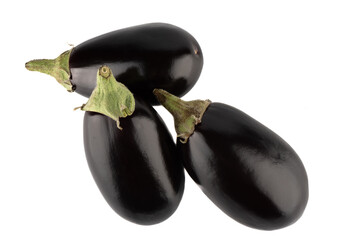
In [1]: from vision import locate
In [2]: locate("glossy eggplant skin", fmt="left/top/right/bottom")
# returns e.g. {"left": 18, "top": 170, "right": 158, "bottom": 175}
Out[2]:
{"left": 70, "top": 23, "right": 203, "bottom": 105}
{"left": 177, "top": 103, "right": 308, "bottom": 230}
{"left": 83, "top": 97, "right": 185, "bottom": 225}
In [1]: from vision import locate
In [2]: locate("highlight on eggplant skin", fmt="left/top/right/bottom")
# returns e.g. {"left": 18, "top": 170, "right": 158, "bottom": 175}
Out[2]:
{"left": 83, "top": 97, "right": 185, "bottom": 225}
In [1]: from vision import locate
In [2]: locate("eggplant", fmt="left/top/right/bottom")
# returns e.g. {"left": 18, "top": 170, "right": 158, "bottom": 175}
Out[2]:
{"left": 25, "top": 23, "right": 203, "bottom": 105}
{"left": 83, "top": 95, "right": 185, "bottom": 225}
{"left": 154, "top": 89, "right": 309, "bottom": 230}
{"left": 72, "top": 66, "right": 185, "bottom": 225}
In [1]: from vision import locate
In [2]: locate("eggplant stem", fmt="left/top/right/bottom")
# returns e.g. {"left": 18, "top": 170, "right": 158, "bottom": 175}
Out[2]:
{"left": 153, "top": 89, "right": 211, "bottom": 143}
{"left": 77, "top": 66, "right": 135, "bottom": 130}
{"left": 25, "top": 49, "right": 73, "bottom": 92}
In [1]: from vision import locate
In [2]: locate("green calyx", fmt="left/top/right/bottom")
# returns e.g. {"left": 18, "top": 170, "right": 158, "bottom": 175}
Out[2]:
{"left": 25, "top": 49, "right": 73, "bottom": 92}
{"left": 153, "top": 89, "right": 211, "bottom": 143}
{"left": 75, "top": 66, "right": 135, "bottom": 130}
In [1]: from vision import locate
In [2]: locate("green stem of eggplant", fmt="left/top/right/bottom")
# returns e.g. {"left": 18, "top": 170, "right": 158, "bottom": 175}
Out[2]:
{"left": 25, "top": 49, "right": 73, "bottom": 92}
{"left": 75, "top": 65, "right": 135, "bottom": 130}
{"left": 153, "top": 89, "right": 211, "bottom": 143}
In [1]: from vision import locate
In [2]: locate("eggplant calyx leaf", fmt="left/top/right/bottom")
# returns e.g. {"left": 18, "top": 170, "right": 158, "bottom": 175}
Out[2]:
{"left": 153, "top": 89, "right": 211, "bottom": 143}
{"left": 76, "top": 65, "right": 135, "bottom": 130}
{"left": 25, "top": 49, "right": 73, "bottom": 92}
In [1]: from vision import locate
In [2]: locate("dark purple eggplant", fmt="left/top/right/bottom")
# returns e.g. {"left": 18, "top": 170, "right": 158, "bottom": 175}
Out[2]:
{"left": 83, "top": 95, "right": 185, "bottom": 225}
{"left": 154, "top": 89, "right": 308, "bottom": 230}
{"left": 25, "top": 23, "right": 203, "bottom": 105}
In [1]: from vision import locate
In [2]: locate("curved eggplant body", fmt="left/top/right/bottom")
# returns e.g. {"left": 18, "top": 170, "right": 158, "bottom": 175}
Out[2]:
{"left": 83, "top": 98, "right": 185, "bottom": 225}
{"left": 177, "top": 103, "right": 308, "bottom": 230}
{"left": 70, "top": 23, "right": 203, "bottom": 105}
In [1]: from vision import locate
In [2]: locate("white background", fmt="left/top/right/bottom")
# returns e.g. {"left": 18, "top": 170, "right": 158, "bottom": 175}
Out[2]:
{"left": 1, "top": 0, "right": 342, "bottom": 239}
